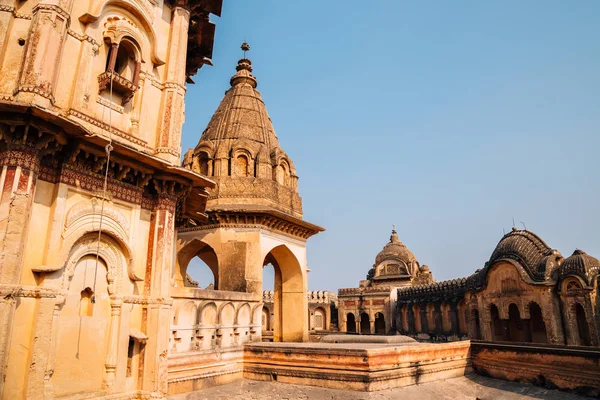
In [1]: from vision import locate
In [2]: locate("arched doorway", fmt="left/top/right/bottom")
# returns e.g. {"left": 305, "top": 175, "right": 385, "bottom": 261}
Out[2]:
{"left": 490, "top": 304, "right": 503, "bottom": 341}
{"left": 360, "top": 312, "right": 370, "bottom": 334}
{"left": 508, "top": 303, "right": 525, "bottom": 342}
{"left": 263, "top": 245, "right": 305, "bottom": 342}
{"left": 313, "top": 307, "right": 326, "bottom": 330}
{"left": 54, "top": 255, "right": 111, "bottom": 397}
{"left": 575, "top": 303, "right": 591, "bottom": 346}
{"left": 470, "top": 309, "right": 481, "bottom": 340}
{"left": 374, "top": 312, "right": 386, "bottom": 335}
{"left": 529, "top": 302, "right": 547, "bottom": 343}
{"left": 261, "top": 306, "right": 270, "bottom": 331}
{"left": 346, "top": 313, "right": 356, "bottom": 333}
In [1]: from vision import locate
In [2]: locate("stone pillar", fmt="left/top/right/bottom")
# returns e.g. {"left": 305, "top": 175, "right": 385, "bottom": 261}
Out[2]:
{"left": 142, "top": 192, "right": 176, "bottom": 396}
{"left": 420, "top": 305, "right": 428, "bottom": 334}
{"left": 407, "top": 305, "right": 415, "bottom": 333}
{"left": 369, "top": 318, "right": 375, "bottom": 335}
{"left": 0, "top": 145, "right": 39, "bottom": 396}
{"left": 156, "top": 6, "right": 189, "bottom": 164}
{"left": 547, "top": 296, "right": 566, "bottom": 345}
{"left": 104, "top": 298, "right": 123, "bottom": 389}
{"left": 15, "top": 3, "right": 70, "bottom": 107}
{"left": 479, "top": 309, "right": 492, "bottom": 341}
{"left": 434, "top": 304, "right": 443, "bottom": 335}
{"left": 24, "top": 293, "right": 63, "bottom": 400}
{"left": 450, "top": 303, "right": 460, "bottom": 335}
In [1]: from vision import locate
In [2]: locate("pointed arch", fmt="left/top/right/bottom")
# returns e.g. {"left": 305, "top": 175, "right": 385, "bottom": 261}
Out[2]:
{"left": 262, "top": 244, "right": 306, "bottom": 342}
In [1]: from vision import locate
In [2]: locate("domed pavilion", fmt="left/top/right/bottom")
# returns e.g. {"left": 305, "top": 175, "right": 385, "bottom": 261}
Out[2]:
{"left": 177, "top": 45, "right": 324, "bottom": 342}
{"left": 337, "top": 228, "right": 434, "bottom": 335}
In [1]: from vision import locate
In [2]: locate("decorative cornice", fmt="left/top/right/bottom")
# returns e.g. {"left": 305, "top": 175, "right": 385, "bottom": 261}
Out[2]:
{"left": 180, "top": 210, "right": 321, "bottom": 240}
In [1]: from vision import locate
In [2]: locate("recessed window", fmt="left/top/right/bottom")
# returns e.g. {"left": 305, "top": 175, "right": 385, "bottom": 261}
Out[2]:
{"left": 79, "top": 287, "right": 94, "bottom": 317}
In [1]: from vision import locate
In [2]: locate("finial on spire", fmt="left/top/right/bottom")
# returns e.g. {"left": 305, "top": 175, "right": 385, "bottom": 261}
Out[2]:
{"left": 241, "top": 41, "right": 250, "bottom": 58}
{"left": 390, "top": 226, "right": 399, "bottom": 243}
{"left": 231, "top": 42, "right": 256, "bottom": 87}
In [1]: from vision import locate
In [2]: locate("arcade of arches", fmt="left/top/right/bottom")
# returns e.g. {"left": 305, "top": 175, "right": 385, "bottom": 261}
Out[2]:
{"left": 394, "top": 229, "right": 599, "bottom": 347}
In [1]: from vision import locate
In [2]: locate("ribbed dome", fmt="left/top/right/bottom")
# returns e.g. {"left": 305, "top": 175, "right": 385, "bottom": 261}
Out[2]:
{"left": 197, "top": 57, "right": 280, "bottom": 148}
{"left": 375, "top": 229, "right": 418, "bottom": 267}
{"left": 184, "top": 47, "right": 303, "bottom": 218}
{"left": 488, "top": 228, "right": 562, "bottom": 281}
{"left": 558, "top": 249, "right": 599, "bottom": 285}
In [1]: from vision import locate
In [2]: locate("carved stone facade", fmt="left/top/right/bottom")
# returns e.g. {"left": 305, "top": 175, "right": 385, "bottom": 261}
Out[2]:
{"left": 395, "top": 228, "right": 599, "bottom": 347}
{"left": 0, "top": 1, "right": 222, "bottom": 399}
{"left": 337, "top": 229, "right": 434, "bottom": 335}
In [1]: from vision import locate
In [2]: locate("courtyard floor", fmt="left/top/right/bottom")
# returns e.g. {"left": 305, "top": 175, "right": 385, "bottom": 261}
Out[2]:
{"left": 169, "top": 375, "right": 588, "bottom": 400}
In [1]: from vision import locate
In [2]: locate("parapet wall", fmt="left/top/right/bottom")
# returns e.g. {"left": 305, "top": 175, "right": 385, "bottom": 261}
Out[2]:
{"left": 471, "top": 341, "right": 600, "bottom": 397}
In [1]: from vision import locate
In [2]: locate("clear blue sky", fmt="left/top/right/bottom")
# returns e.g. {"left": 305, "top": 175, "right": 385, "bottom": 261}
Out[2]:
{"left": 184, "top": 1, "right": 600, "bottom": 292}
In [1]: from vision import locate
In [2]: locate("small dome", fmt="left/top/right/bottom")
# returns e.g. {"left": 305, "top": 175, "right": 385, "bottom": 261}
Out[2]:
{"left": 558, "top": 249, "right": 599, "bottom": 285}
{"left": 420, "top": 265, "right": 430, "bottom": 272}
{"left": 375, "top": 229, "right": 417, "bottom": 267}
{"left": 488, "top": 228, "right": 561, "bottom": 281}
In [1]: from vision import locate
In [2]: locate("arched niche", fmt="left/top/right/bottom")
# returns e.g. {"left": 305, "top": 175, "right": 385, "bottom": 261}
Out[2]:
{"left": 80, "top": 1, "right": 165, "bottom": 66}
{"left": 346, "top": 313, "right": 356, "bottom": 333}
{"left": 313, "top": 307, "right": 326, "bottom": 331}
{"left": 374, "top": 312, "right": 386, "bottom": 335}
{"left": 262, "top": 245, "right": 306, "bottom": 342}
{"left": 360, "top": 312, "right": 370, "bottom": 334}
{"left": 176, "top": 239, "right": 219, "bottom": 289}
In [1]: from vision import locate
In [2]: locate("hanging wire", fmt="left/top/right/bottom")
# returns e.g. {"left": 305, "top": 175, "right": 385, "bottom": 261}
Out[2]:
{"left": 91, "top": 66, "right": 115, "bottom": 303}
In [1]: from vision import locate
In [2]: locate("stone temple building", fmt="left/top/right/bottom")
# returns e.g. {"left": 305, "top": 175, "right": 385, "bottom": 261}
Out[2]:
{"left": 396, "top": 227, "right": 600, "bottom": 346}
{"left": 337, "top": 228, "right": 434, "bottom": 335}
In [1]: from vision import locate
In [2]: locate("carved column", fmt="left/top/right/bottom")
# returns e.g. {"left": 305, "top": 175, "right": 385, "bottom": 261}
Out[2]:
{"left": 15, "top": 3, "right": 71, "bottom": 106}
{"left": 156, "top": 6, "right": 189, "bottom": 164}
{"left": 0, "top": 143, "right": 40, "bottom": 396}
{"left": 369, "top": 318, "right": 375, "bottom": 335}
{"left": 104, "top": 297, "right": 123, "bottom": 389}
{"left": 142, "top": 191, "right": 176, "bottom": 396}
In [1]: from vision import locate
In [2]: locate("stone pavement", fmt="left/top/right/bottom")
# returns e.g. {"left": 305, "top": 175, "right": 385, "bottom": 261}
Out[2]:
{"left": 169, "top": 375, "right": 588, "bottom": 400}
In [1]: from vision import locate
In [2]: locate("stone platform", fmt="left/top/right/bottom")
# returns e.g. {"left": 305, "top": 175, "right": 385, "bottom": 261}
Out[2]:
{"left": 169, "top": 375, "right": 588, "bottom": 400}
{"left": 243, "top": 340, "right": 472, "bottom": 391}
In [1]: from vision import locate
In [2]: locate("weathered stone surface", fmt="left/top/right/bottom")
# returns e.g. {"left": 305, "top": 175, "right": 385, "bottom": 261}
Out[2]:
{"left": 168, "top": 375, "right": 588, "bottom": 400}
{"left": 243, "top": 341, "right": 472, "bottom": 392}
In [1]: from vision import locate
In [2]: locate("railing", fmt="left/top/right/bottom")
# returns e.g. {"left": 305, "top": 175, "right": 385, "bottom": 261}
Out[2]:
{"left": 170, "top": 288, "right": 262, "bottom": 354}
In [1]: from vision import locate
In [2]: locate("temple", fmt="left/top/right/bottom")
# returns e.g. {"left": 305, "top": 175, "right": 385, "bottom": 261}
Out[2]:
{"left": 0, "top": 1, "right": 598, "bottom": 399}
